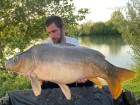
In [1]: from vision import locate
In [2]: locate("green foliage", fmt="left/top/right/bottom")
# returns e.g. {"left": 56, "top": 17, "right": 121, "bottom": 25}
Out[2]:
{"left": 0, "top": 71, "right": 31, "bottom": 98}
{"left": 124, "top": 0, "right": 140, "bottom": 66}
{"left": 78, "top": 21, "right": 120, "bottom": 36}
{"left": 109, "top": 11, "right": 125, "bottom": 28}
{"left": 78, "top": 20, "right": 93, "bottom": 35}
{"left": 104, "top": 21, "right": 120, "bottom": 35}
{"left": 90, "top": 22, "right": 105, "bottom": 35}
{"left": 77, "top": 11, "right": 124, "bottom": 36}
{"left": 110, "top": 1, "right": 140, "bottom": 66}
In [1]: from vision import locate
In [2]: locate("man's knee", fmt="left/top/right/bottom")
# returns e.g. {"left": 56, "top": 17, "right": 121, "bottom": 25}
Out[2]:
{"left": 0, "top": 93, "right": 10, "bottom": 105}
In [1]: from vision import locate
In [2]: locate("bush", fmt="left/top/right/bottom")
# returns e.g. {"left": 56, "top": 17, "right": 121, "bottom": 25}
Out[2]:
{"left": 0, "top": 71, "right": 31, "bottom": 98}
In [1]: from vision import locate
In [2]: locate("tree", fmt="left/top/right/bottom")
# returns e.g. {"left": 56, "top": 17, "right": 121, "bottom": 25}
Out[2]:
{"left": 124, "top": 0, "right": 140, "bottom": 65}
{"left": 90, "top": 22, "right": 106, "bottom": 35}
{"left": 79, "top": 20, "right": 93, "bottom": 35}
{"left": 105, "top": 11, "right": 124, "bottom": 36}
{"left": 114, "top": 0, "right": 140, "bottom": 65}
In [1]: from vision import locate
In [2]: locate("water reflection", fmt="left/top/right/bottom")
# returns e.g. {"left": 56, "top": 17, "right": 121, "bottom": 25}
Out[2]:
{"left": 78, "top": 35, "right": 134, "bottom": 69}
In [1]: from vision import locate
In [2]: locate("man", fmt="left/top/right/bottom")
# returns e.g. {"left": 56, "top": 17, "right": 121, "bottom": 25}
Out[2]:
{"left": 43, "top": 15, "right": 80, "bottom": 45}
{"left": 41, "top": 15, "right": 94, "bottom": 89}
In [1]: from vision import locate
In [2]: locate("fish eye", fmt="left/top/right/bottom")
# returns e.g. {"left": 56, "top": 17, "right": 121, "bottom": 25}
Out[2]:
{"left": 13, "top": 58, "right": 16, "bottom": 62}
{"left": 13, "top": 56, "right": 18, "bottom": 62}
{"left": 13, "top": 59, "right": 16, "bottom": 62}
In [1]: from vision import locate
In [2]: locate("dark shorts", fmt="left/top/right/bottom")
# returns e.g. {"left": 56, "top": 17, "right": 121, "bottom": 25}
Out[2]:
{"left": 41, "top": 80, "right": 94, "bottom": 89}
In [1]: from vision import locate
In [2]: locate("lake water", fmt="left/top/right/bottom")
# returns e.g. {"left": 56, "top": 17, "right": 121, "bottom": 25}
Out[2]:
{"left": 78, "top": 35, "right": 134, "bottom": 69}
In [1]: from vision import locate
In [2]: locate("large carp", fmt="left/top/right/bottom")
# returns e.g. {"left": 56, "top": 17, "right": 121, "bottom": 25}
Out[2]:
{"left": 5, "top": 43, "right": 136, "bottom": 100}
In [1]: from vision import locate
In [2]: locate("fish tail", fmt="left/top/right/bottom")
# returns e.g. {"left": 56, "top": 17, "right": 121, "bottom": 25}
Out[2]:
{"left": 115, "top": 67, "right": 136, "bottom": 82}
{"left": 107, "top": 67, "right": 136, "bottom": 99}
{"left": 107, "top": 77, "right": 122, "bottom": 99}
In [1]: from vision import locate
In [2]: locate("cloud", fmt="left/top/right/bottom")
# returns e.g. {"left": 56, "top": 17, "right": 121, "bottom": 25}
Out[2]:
{"left": 73, "top": 0, "right": 128, "bottom": 23}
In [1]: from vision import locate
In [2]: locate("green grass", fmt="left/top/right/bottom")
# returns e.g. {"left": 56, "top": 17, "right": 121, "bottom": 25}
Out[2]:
{"left": 123, "top": 66, "right": 140, "bottom": 99}
{"left": 0, "top": 71, "right": 31, "bottom": 98}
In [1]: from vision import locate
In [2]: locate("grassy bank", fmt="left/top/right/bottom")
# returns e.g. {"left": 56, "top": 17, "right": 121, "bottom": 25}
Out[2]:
{"left": 123, "top": 66, "right": 140, "bottom": 99}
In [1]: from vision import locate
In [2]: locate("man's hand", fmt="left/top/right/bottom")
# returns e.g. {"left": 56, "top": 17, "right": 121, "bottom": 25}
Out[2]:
{"left": 77, "top": 79, "right": 88, "bottom": 83}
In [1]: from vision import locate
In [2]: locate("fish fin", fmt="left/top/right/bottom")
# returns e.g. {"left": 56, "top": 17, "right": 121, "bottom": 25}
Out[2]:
{"left": 116, "top": 67, "right": 136, "bottom": 82}
{"left": 58, "top": 84, "right": 71, "bottom": 100}
{"left": 92, "top": 50, "right": 105, "bottom": 58}
{"left": 107, "top": 67, "right": 136, "bottom": 99}
{"left": 107, "top": 78, "right": 122, "bottom": 99}
{"left": 89, "top": 77, "right": 102, "bottom": 88}
{"left": 30, "top": 74, "right": 41, "bottom": 96}
{"left": 105, "top": 67, "right": 136, "bottom": 99}
{"left": 61, "top": 43, "right": 76, "bottom": 46}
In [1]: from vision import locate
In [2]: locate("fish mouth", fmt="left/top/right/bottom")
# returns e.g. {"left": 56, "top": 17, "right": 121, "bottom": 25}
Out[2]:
{"left": 0, "top": 67, "right": 6, "bottom": 71}
{"left": 5, "top": 65, "right": 9, "bottom": 70}
{"left": 5, "top": 61, "right": 10, "bottom": 70}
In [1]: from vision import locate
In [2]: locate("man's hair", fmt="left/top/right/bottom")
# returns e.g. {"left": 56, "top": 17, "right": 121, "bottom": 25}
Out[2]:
{"left": 45, "top": 15, "right": 64, "bottom": 29}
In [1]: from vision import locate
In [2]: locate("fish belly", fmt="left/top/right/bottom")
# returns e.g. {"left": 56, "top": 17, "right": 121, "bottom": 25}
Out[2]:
{"left": 34, "top": 62, "right": 93, "bottom": 84}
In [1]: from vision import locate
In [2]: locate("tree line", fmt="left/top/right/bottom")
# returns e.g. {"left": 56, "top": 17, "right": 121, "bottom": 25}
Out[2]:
{"left": 77, "top": 20, "right": 120, "bottom": 36}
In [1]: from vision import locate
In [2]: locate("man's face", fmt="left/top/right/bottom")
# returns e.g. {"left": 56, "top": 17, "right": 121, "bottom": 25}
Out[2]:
{"left": 46, "top": 23, "right": 64, "bottom": 43}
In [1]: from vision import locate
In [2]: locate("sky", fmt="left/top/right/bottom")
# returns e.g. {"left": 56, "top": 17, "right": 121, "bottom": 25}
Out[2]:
{"left": 73, "top": 0, "right": 128, "bottom": 23}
